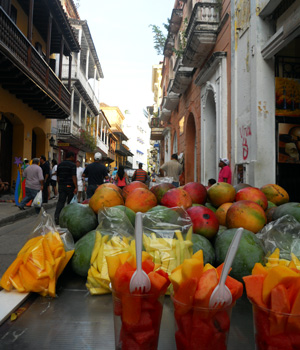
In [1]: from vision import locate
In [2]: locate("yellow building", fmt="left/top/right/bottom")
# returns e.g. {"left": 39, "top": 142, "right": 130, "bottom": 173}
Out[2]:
{"left": 0, "top": 0, "right": 79, "bottom": 188}
{"left": 100, "top": 104, "right": 133, "bottom": 172}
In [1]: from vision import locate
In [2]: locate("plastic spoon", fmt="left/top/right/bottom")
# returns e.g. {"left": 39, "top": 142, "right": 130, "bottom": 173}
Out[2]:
{"left": 209, "top": 227, "right": 243, "bottom": 308}
{"left": 129, "top": 212, "right": 151, "bottom": 293}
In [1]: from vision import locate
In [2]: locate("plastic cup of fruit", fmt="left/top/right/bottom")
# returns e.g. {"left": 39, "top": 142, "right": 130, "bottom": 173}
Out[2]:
{"left": 112, "top": 290, "right": 165, "bottom": 350}
{"left": 171, "top": 296, "right": 235, "bottom": 350}
{"left": 251, "top": 302, "right": 300, "bottom": 350}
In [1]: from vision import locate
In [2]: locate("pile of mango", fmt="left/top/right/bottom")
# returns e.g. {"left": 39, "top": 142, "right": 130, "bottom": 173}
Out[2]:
{"left": 0, "top": 231, "right": 74, "bottom": 297}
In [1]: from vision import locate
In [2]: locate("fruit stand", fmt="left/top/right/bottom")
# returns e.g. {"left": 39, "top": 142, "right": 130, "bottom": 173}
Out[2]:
{"left": 0, "top": 268, "right": 255, "bottom": 349}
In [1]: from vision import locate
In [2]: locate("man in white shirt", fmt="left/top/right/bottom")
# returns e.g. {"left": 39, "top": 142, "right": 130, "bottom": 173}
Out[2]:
{"left": 76, "top": 160, "right": 84, "bottom": 202}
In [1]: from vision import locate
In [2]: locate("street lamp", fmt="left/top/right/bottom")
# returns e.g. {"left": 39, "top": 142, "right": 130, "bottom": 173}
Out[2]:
{"left": 49, "top": 136, "right": 55, "bottom": 147}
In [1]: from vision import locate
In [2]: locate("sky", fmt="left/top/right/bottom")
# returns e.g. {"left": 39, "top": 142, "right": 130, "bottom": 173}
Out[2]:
{"left": 77, "top": 0, "right": 175, "bottom": 116}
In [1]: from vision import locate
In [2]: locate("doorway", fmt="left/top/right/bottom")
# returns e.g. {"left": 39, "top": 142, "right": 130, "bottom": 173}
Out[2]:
{"left": 185, "top": 113, "right": 196, "bottom": 183}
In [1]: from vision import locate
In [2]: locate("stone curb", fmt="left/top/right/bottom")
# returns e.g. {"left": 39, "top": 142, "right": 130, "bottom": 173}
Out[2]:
{"left": 0, "top": 202, "right": 57, "bottom": 228}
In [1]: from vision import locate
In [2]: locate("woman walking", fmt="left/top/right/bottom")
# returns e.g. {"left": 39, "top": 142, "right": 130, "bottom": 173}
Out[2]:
{"left": 115, "top": 165, "right": 128, "bottom": 190}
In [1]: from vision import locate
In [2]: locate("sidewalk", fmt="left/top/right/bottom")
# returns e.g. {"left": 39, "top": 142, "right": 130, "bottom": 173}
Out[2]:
{"left": 0, "top": 194, "right": 57, "bottom": 228}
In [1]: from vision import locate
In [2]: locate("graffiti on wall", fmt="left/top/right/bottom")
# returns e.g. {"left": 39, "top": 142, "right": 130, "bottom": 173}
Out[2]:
{"left": 239, "top": 125, "right": 252, "bottom": 160}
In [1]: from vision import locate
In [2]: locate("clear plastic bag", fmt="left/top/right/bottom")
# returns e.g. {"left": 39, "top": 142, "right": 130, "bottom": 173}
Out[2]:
{"left": 32, "top": 190, "right": 42, "bottom": 207}
{"left": 70, "top": 194, "right": 78, "bottom": 204}
{"left": 0, "top": 208, "right": 75, "bottom": 297}
{"left": 256, "top": 214, "right": 300, "bottom": 260}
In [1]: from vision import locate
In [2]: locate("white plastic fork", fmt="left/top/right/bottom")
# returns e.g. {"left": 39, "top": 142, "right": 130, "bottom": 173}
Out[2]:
{"left": 209, "top": 227, "right": 244, "bottom": 309}
{"left": 129, "top": 212, "right": 151, "bottom": 293}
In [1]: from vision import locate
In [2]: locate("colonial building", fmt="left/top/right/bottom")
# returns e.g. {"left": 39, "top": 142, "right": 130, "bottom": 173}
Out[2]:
{"left": 54, "top": 0, "right": 109, "bottom": 168}
{"left": 158, "top": 0, "right": 231, "bottom": 185}
{"left": 100, "top": 103, "right": 133, "bottom": 173}
{"left": 0, "top": 0, "right": 80, "bottom": 187}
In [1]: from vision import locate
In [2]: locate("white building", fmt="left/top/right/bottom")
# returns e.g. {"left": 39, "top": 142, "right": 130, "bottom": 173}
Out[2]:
{"left": 123, "top": 110, "right": 151, "bottom": 171}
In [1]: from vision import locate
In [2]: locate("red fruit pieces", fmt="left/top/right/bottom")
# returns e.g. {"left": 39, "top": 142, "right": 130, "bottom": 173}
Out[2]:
{"left": 142, "top": 259, "right": 155, "bottom": 274}
{"left": 121, "top": 294, "right": 141, "bottom": 326}
{"left": 271, "top": 284, "right": 290, "bottom": 314}
{"left": 123, "top": 310, "right": 152, "bottom": 332}
{"left": 194, "top": 269, "right": 218, "bottom": 307}
{"left": 114, "top": 262, "right": 135, "bottom": 293}
{"left": 213, "top": 310, "right": 231, "bottom": 333}
{"left": 132, "top": 329, "right": 156, "bottom": 345}
{"left": 148, "top": 271, "right": 169, "bottom": 296}
{"left": 174, "top": 277, "right": 198, "bottom": 307}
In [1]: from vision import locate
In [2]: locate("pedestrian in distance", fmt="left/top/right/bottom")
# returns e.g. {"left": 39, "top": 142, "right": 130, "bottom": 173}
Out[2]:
{"left": 218, "top": 158, "right": 232, "bottom": 184}
{"left": 50, "top": 159, "right": 58, "bottom": 199}
{"left": 111, "top": 166, "right": 118, "bottom": 184}
{"left": 115, "top": 165, "right": 129, "bottom": 190}
{"left": 159, "top": 153, "right": 183, "bottom": 188}
{"left": 82, "top": 152, "right": 109, "bottom": 198}
{"left": 17, "top": 158, "right": 44, "bottom": 210}
{"left": 54, "top": 151, "right": 77, "bottom": 225}
{"left": 132, "top": 163, "right": 148, "bottom": 184}
{"left": 76, "top": 160, "right": 84, "bottom": 203}
{"left": 40, "top": 155, "right": 50, "bottom": 204}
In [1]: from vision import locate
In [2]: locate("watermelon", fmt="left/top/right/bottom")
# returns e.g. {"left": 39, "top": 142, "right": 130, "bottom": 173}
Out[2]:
{"left": 214, "top": 228, "right": 265, "bottom": 281}
{"left": 189, "top": 233, "right": 215, "bottom": 265}
{"left": 71, "top": 230, "right": 96, "bottom": 276}
{"left": 59, "top": 203, "right": 98, "bottom": 241}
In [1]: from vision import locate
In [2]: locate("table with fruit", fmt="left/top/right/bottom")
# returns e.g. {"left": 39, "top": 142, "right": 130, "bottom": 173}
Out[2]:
{"left": 1, "top": 181, "right": 300, "bottom": 350}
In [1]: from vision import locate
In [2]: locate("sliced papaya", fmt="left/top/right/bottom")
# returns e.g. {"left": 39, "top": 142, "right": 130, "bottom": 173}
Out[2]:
{"left": 194, "top": 269, "right": 218, "bottom": 308}
{"left": 0, "top": 256, "right": 23, "bottom": 291}
{"left": 243, "top": 274, "right": 266, "bottom": 308}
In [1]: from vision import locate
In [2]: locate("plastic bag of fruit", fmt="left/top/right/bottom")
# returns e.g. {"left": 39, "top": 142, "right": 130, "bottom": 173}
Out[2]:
{"left": 256, "top": 214, "right": 300, "bottom": 260}
{"left": 0, "top": 208, "right": 75, "bottom": 297}
{"left": 86, "top": 207, "right": 135, "bottom": 295}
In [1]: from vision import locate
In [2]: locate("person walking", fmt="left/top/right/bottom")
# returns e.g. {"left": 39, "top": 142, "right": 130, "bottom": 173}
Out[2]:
{"left": 132, "top": 163, "right": 148, "bottom": 184}
{"left": 76, "top": 160, "right": 84, "bottom": 202}
{"left": 54, "top": 151, "right": 77, "bottom": 225}
{"left": 17, "top": 158, "right": 44, "bottom": 210}
{"left": 115, "top": 165, "right": 128, "bottom": 190}
{"left": 40, "top": 155, "right": 50, "bottom": 203}
{"left": 50, "top": 159, "right": 58, "bottom": 199}
{"left": 111, "top": 166, "right": 118, "bottom": 184}
{"left": 82, "top": 152, "right": 109, "bottom": 198}
{"left": 159, "top": 154, "right": 183, "bottom": 187}
{"left": 218, "top": 158, "right": 232, "bottom": 184}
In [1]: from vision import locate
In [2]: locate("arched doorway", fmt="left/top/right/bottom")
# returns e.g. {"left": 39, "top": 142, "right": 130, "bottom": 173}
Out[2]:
{"left": 202, "top": 89, "right": 217, "bottom": 184}
{"left": 185, "top": 113, "right": 196, "bottom": 183}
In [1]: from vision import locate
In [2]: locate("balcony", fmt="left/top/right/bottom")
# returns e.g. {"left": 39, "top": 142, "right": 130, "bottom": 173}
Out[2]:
{"left": 169, "top": 58, "right": 194, "bottom": 95}
{"left": 169, "top": 9, "right": 183, "bottom": 34}
{"left": 115, "top": 144, "right": 131, "bottom": 156}
{"left": 162, "top": 92, "right": 180, "bottom": 111}
{"left": 57, "top": 119, "right": 95, "bottom": 152}
{"left": 163, "top": 34, "right": 175, "bottom": 58}
{"left": 150, "top": 117, "right": 162, "bottom": 128}
{"left": 125, "top": 160, "right": 133, "bottom": 169}
{"left": 160, "top": 108, "right": 172, "bottom": 123}
{"left": 96, "top": 138, "right": 108, "bottom": 155}
{"left": 0, "top": 8, "right": 71, "bottom": 119}
{"left": 63, "top": 62, "right": 99, "bottom": 116}
{"left": 182, "top": 1, "right": 220, "bottom": 68}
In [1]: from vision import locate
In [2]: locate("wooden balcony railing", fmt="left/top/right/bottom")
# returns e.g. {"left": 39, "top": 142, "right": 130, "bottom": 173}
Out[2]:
{"left": 0, "top": 7, "right": 70, "bottom": 117}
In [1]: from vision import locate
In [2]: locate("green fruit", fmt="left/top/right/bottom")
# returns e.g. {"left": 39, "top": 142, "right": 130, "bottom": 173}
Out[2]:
{"left": 59, "top": 203, "right": 98, "bottom": 241}
{"left": 273, "top": 202, "right": 300, "bottom": 222}
{"left": 205, "top": 202, "right": 217, "bottom": 212}
{"left": 114, "top": 205, "right": 136, "bottom": 227}
{"left": 71, "top": 230, "right": 96, "bottom": 277}
{"left": 214, "top": 228, "right": 265, "bottom": 281}
{"left": 190, "top": 233, "right": 215, "bottom": 265}
{"left": 267, "top": 201, "right": 277, "bottom": 209}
